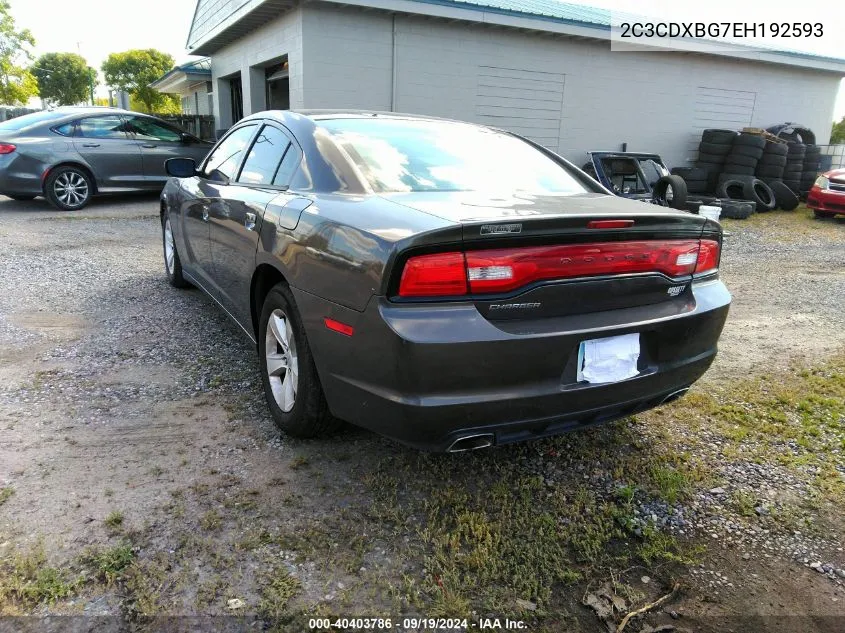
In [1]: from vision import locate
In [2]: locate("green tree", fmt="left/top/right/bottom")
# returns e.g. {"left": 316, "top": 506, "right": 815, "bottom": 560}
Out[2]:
{"left": 32, "top": 52, "right": 92, "bottom": 105}
{"left": 128, "top": 92, "right": 180, "bottom": 114}
{"left": 101, "top": 49, "right": 175, "bottom": 112}
{"left": 831, "top": 116, "right": 845, "bottom": 145}
{"left": 0, "top": 0, "right": 38, "bottom": 105}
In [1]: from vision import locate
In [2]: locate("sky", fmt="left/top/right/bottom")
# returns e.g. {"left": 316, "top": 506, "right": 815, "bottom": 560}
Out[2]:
{"left": 10, "top": 0, "right": 845, "bottom": 120}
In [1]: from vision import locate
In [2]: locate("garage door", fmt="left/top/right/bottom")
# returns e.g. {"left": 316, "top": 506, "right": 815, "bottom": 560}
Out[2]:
{"left": 691, "top": 86, "right": 757, "bottom": 154}
{"left": 475, "top": 66, "right": 565, "bottom": 151}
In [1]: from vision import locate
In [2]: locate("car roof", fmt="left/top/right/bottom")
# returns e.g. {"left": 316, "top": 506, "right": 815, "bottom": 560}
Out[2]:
{"left": 241, "top": 109, "right": 486, "bottom": 128}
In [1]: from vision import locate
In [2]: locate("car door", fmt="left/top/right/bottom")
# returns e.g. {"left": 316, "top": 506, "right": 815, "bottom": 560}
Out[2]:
{"left": 72, "top": 115, "right": 144, "bottom": 190}
{"left": 209, "top": 123, "right": 301, "bottom": 328}
{"left": 124, "top": 115, "right": 211, "bottom": 189}
{"left": 181, "top": 123, "right": 259, "bottom": 294}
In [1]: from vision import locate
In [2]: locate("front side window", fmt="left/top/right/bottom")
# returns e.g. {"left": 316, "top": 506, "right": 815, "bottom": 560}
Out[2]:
{"left": 77, "top": 116, "right": 128, "bottom": 140}
{"left": 125, "top": 116, "right": 182, "bottom": 143}
{"left": 317, "top": 118, "right": 589, "bottom": 194}
{"left": 238, "top": 125, "right": 290, "bottom": 185}
{"left": 202, "top": 124, "right": 256, "bottom": 181}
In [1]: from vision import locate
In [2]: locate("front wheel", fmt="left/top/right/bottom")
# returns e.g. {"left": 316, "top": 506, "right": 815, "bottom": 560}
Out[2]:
{"left": 258, "top": 283, "right": 340, "bottom": 438}
{"left": 45, "top": 166, "right": 93, "bottom": 210}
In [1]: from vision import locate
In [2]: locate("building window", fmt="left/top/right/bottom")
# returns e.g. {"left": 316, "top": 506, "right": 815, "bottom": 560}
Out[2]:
{"left": 181, "top": 96, "right": 189, "bottom": 113}
{"left": 230, "top": 75, "right": 244, "bottom": 122}
{"left": 265, "top": 61, "right": 289, "bottom": 111}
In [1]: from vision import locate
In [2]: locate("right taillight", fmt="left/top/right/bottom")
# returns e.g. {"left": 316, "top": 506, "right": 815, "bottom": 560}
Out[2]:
{"left": 694, "top": 240, "right": 720, "bottom": 275}
{"left": 398, "top": 251, "right": 468, "bottom": 297}
{"left": 0, "top": 143, "right": 16, "bottom": 154}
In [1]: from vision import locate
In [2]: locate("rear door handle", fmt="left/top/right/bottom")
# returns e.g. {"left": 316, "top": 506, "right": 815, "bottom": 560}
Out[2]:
{"left": 244, "top": 212, "right": 256, "bottom": 231}
{"left": 81, "top": 143, "right": 100, "bottom": 148}
{"left": 202, "top": 206, "right": 209, "bottom": 222}
{"left": 141, "top": 144, "right": 157, "bottom": 148}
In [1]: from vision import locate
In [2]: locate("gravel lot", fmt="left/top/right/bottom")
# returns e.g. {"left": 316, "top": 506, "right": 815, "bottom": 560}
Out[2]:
{"left": 0, "top": 195, "right": 843, "bottom": 632}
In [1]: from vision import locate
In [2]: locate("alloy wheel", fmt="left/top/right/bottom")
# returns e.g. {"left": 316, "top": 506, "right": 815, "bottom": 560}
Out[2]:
{"left": 164, "top": 218, "right": 175, "bottom": 274}
{"left": 265, "top": 309, "right": 299, "bottom": 413}
{"left": 53, "top": 171, "right": 89, "bottom": 207}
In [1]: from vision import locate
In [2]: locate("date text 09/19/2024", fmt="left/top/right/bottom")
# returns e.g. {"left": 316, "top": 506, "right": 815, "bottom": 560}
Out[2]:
{"left": 307, "top": 618, "right": 527, "bottom": 630}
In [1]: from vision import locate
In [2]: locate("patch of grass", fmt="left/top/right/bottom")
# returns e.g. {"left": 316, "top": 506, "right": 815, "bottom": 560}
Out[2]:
{"left": 85, "top": 543, "right": 135, "bottom": 585}
{"left": 731, "top": 490, "right": 758, "bottom": 518}
{"left": 0, "top": 544, "right": 82, "bottom": 612}
{"left": 122, "top": 552, "right": 170, "bottom": 617}
{"left": 258, "top": 566, "right": 302, "bottom": 624}
{"left": 104, "top": 510, "right": 124, "bottom": 530}
{"left": 289, "top": 455, "right": 310, "bottom": 470}
{"left": 0, "top": 486, "right": 13, "bottom": 506}
{"left": 200, "top": 509, "right": 222, "bottom": 531}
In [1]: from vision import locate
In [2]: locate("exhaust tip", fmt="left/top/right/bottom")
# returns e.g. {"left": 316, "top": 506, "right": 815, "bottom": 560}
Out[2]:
{"left": 447, "top": 433, "right": 494, "bottom": 453}
{"left": 660, "top": 387, "right": 689, "bottom": 405}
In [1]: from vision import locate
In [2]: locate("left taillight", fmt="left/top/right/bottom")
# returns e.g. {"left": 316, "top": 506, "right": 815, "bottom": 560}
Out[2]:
{"left": 398, "top": 252, "right": 468, "bottom": 297}
{"left": 0, "top": 143, "right": 16, "bottom": 154}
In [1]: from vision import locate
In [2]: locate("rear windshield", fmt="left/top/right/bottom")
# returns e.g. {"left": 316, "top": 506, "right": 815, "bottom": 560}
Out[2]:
{"left": 0, "top": 110, "right": 71, "bottom": 132}
{"left": 318, "top": 118, "right": 589, "bottom": 194}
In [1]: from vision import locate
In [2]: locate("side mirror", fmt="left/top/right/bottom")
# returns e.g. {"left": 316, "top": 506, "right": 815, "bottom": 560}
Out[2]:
{"left": 165, "top": 157, "right": 197, "bottom": 178}
{"left": 180, "top": 132, "right": 192, "bottom": 144}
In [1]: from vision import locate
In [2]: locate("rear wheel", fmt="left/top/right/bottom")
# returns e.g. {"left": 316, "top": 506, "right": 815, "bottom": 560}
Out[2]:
{"left": 258, "top": 283, "right": 340, "bottom": 438}
{"left": 162, "top": 214, "right": 190, "bottom": 288}
{"left": 45, "top": 166, "right": 92, "bottom": 210}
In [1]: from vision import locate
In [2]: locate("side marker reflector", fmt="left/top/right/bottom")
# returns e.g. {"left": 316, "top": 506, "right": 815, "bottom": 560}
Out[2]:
{"left": 324, "top": 318, "right": 354, "bottom": 336}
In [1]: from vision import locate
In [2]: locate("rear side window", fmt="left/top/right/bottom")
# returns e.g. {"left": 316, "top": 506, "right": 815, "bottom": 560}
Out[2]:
{"left": 53, "top": 122, "right": 75, "bottom": 136}
{"left": 202, "top": 125, "right": 256, "bottom": 181}
{"left": 77, "top": 116, "right": 128, "bottom": 139}
{"left": 238, "top": 125, "right": 290, "bottom": 185}
{"left": 0, "top": 109, "right": 70, "bottom": 131}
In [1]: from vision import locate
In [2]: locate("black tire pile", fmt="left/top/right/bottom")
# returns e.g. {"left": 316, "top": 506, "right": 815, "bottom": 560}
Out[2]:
{"left": 800, "top": 144, "right": 822, "bottom": 194}
{"left": 755, "top": 140, "right": 788, "bottom": 184}
{"left": 783, "top": 143, "right": 805, "bottom": 193}
{"left": 695, "top": 129, "right": 735, "bottom": 192}
{"left": 723, "top": 133, "right": 765, "bottom": 176}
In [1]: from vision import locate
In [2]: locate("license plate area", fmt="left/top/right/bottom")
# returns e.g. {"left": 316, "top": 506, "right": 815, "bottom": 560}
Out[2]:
{"left": 576, "top": 333, "right": 641, "bottom": 384}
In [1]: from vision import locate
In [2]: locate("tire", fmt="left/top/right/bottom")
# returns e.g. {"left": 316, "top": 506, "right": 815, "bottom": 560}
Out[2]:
{"left": 7, "top": 194, "right": 36, "bottom": 201}
{"left": 162, "top": 213, "right": 190, "bottom": 288}
{"left": 730, "top": 144, "right": 765, "bottom": 159}
{"left": 716, "top": 178, "right": 747, "bottom": 200}
{"left": 697, "top": 153, "right": 726, "bottom": 165}
{"left": 686, "top": 180, "right": 709, "bottom": 194}
{"left": 44, "top": 166, "right": 93, "bottom": 210}
{"left": 748, "top": 179, "right": 776, "bottom": 211}
{"left": 696, "top": 159, "right": 723, "bottom": 171}
{"left": 720, "top": 200, "right": 754, "bottom": 220}
{"left": 671, "top": 167, "right": 707, "bottom": 180}
{"left": 724, "top": 153, "right": 758, "bottom": 167}
{"left": 258, "top": 282, "right": 340, "bottom": 438}
{"left": 758, "top": 154, "right": 787, "bottom": 167}
{"left": 767, "top": 180, "right": 800, "bottom": 211}
{"left": 652, "top": 175, "right": 687, "bottom": 210}
{"left": 685, "top": 200, "right": 702, "bottom": 214}
{"left": 783, "top": 164, "right": 803, "bottom": 174}
{"left": 722, "top": 163, "right": 755, "bottom": 175}
{"left": 699, "top": 141, "right": 733, "bottom": 156}
{"left": 755, "top": 164, "right": 784, "bottom": 179}
{"left": 804, "top": 144, "right": 821, "bottom": 157}
{"left": 802, "top": 170, "right": 818, "bottom": 180}
{"left": 763, "top": 141, "right": 788, "bottom": 156}
{"left": 787, "top": 143, "right": 806, "bottom": 157}
{"left": 701, "top": 129, "right": 737, "bottom": 144}
{"left": 733, "top": 133, "right": 767, "bottom": 149}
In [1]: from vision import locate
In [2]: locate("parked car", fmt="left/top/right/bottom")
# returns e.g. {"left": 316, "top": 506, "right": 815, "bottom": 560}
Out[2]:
{"left": 582, "top": 151, "right": 693, "bottom": 210}
{"left": 807, "top": 169, "right": 845, "bottom": 218}
{"left": 160, "top": 111, "right": 731, "bottom": 452}
{"left": 0, "top": 107, "right": 212, "bottom": 210}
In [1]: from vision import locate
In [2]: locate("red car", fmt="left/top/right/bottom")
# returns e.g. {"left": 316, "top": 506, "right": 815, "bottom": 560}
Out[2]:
{"left": 807, "top": 168, "right": 845, "bottom": 218}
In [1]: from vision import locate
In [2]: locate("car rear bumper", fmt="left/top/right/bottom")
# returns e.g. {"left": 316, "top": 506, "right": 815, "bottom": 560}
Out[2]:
{"left": 0, "top": 153, "right": 47, "bottom": 196}
{"left": 807, "top": 186, "right": 845, "bottom": 215}
{"left": 295, "top": 277, "right": 731, "bottom": 451}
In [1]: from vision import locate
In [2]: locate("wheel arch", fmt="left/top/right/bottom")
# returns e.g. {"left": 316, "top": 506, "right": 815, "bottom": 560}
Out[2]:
{"left": 251, "top": 263, "right": 290, "bottom": 342}
{"left": 42, "top": 161, "right": 98, "bottom": 195}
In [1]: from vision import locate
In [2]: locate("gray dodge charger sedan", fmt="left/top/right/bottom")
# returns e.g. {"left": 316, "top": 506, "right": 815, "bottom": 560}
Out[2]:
{"left": 160, "top": 110, "right": 731, "bottom": 452}
{"left": 0, "top": 107, "right": 211, "bottom": 209}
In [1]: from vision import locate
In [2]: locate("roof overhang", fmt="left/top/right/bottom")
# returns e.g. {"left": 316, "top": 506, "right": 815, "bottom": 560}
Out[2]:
{"left": 186, "top": 0, "right": 845, "bottom": 75}
{"left": 150, "top": 71, "right": 211, "bottom": 94}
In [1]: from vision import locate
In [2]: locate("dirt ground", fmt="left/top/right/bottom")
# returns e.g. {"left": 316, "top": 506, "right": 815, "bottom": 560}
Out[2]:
{"left": 0, "top": 195, "right": 843, "bottom": 632}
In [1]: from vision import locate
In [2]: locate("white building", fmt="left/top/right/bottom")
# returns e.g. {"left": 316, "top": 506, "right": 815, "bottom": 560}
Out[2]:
{"left": 184, "top": 0, "right": 845, "bottom": 167}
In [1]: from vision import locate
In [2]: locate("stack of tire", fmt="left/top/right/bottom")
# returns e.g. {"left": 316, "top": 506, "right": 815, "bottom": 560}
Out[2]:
{"left": 723, "top": 133, "right": 765, "bottom": 177}
{"left": 669, "top": 167, "right": 708, "bottom": 194}
{"left": 754, "top": 140, "right": 788, "bottom": 183}
{"left": 783, "top": 143, "right": 805, "bottom": 194}
{"left": 695, "top": 129, "right": 736, "bottom": 192}
{"left": 800, "top": 145, "right": 822, "bottom": 195}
